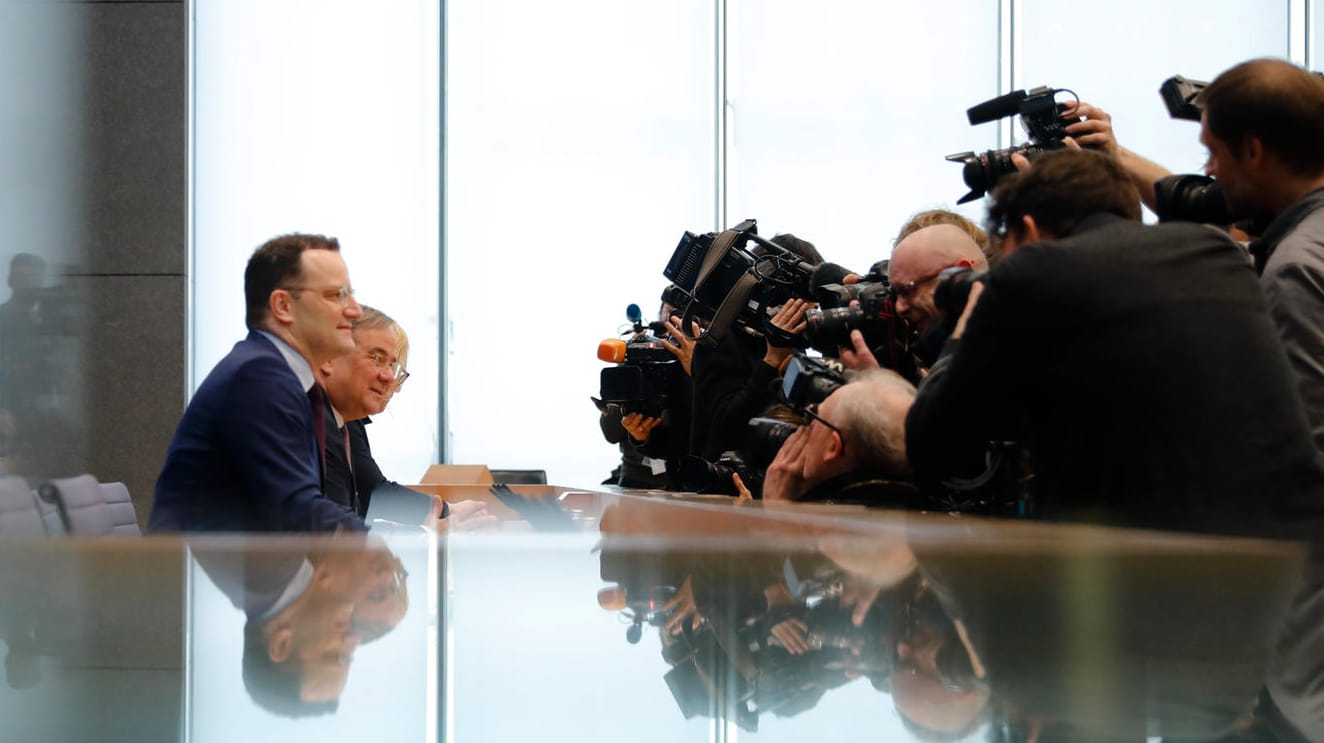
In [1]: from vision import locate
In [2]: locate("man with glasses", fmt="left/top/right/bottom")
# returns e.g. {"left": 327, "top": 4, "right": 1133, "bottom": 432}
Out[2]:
{"left": 762, "top": 369, "right": 918, "bottom": 506}
{"left": 150, "top": 233, "right": 369, "bottom": 532}
{"left": 887, "top": 224, "right": 989, "bottom": 372}
{"left": 317, "top": 306, "right": 491, "bottom": 528}
{"left": 906, "top": 150, "right": 1324, "bottom": 537}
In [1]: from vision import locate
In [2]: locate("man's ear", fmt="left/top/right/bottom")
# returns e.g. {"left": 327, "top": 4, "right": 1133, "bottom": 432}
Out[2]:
{"left": 823, "top": 430, "right": 845, "bottom": 464}
{"left": 268, "top": 625, "right": 294, "bottom": 663}
{"left": 1241, "top": 135, "right": 1265, "bottom": 168}
{"left": 269, "top": 290, "right": 296, "bottom": 326}
{"left": 1004, "top": 215, "right": 1042, "bottom": 255}
{"left": 318, "top": 361, "right": 333, "bottom": 380}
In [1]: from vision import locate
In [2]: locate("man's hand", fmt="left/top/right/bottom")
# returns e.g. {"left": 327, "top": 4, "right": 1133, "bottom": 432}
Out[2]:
{"left": 732, "top": 472, "right": 754, "bottom": 502}
{"left": 1063, "top": 101, "right": 1121, "bottom": 157}
{"left": 762, "top": 426, "right": 810, "bottom": 501}
{"left": 769, "top": 618, "right": 813, "bottom": 655}
{"left": 764, "top": 299, "right": 813, "bottom": 368}
{"left": 662, "top": 576, "right": 702, "bottom": 636}
{"left": 621, "top": 412, "right": 662, "bottom": 443}
{"left": 661, "top": 315, "right": 702, "bottom": 376}
{"left": 838, "top": 329, "right": 880, "bottom": 371}
{"left": 437, "top": 499, "right": 498, "bottom": 532}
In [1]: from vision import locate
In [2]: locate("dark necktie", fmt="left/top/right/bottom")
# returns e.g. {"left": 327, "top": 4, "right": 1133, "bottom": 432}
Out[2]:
{"left": 308, "top": 384, "right": 327, "bottom": 479}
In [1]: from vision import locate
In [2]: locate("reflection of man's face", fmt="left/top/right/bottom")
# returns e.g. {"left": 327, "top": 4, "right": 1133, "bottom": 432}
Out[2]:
{"left": 292, "top": 598, "right": 361, "bottom": 703}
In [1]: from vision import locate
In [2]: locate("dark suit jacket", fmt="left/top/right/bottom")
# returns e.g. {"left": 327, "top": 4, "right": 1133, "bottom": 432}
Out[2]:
{"left": 907, "top": 214, "right": 1324, "bottom": 537}
{"left": 149, "top": 331, "right": 366, "bottom": 533}
{"left": 322, "top": 404, "right": 441, "bottom": 521}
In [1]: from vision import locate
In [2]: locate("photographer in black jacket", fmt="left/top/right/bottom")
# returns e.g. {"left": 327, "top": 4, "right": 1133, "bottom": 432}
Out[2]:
{"left": 906, "top": 149, "right": 1324, "bottom": 538}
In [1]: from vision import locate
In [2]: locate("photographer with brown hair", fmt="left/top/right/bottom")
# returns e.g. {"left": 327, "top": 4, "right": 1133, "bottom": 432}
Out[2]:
{"left": 906, "top": 149, "right": 1324, "bottom": 537}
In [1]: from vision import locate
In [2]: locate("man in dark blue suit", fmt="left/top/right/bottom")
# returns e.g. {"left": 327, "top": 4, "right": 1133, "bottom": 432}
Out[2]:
{"left": 149, "top": 233, "right": 368, "bottom": 532}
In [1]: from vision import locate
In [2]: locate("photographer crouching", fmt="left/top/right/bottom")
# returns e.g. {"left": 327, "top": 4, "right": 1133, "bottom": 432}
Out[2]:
{"left": 906, "top": 149, "right": 1324, "bottom": 538}
{"left": 762, "top": 367, "right": 921, "bottom": 507}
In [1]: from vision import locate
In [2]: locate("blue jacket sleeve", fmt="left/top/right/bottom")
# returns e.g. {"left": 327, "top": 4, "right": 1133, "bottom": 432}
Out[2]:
{"left": 219, "top": 356, "right": 367, "bottom": 532}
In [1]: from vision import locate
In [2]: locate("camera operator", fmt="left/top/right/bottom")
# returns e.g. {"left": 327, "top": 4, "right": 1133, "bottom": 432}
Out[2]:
{"left": 689, "top": 234, "right": 821, "bottom": 461}
{"left": 762, "top": 368, "right": 920, "bottom": 507}
{"left": 1072, "top": 61, "right": 1324, "bottom": 451}
{"left": 906, "top": 149, "right": 1324, "bottom": 538}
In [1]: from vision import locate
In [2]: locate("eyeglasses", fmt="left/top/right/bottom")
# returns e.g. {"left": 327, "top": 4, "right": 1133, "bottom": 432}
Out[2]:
{"left": 283, "top": 284, "right": 356, "bottom": 307}
{"left": 366, "top": 350, "right": 410, "bottom": 388}
{"left": 802, "top": 403, "right": 846, "bottom": 457}
{"left": 891, "top": 270, "right": 945, "bottom": 300}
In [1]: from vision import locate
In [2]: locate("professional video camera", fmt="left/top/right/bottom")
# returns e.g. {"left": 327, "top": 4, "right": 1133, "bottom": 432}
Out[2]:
{"left": 680, "top": 417, "right": 798, "bottom": 497}
{"left": 663, "top": 219, "right": 842, "bottom": 345}
{"left": 947, "top": 85, "right": 1083, "bottom": 204}
{"left": 597, "top": 303, "right": 682, "bottom": 418}
{"left": 1160, "top": 71, "right": 1324, "bottom": 122}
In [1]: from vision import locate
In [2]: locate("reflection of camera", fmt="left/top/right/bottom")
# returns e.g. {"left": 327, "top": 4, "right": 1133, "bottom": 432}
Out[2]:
{"left": 623, "top": 586, "right": 678, "bottom": 644}
{"left": 947, "top": 86, "right": 1082, "bottom": 204}
{"left": 663, "top": 219, "right": 817, "bottom": 343}
{"left": 598, "top": 305, "right": 681, "bottom": 418}
{"left": 931, "top": 266, "right": 988, "bottom": 328}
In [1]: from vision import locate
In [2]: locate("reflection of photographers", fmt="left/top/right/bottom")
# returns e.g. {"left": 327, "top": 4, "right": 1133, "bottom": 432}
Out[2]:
{"left": 907, "top": 149, "right": 1324, "bottom": 536}
{"left": 763, "top": 368, "right": 918, "bottom": 506}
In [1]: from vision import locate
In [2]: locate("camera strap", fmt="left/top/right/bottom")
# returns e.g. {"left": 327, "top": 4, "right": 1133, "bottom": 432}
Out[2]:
{"left": 689, "top": 227, "right": 750, "bottom": 347}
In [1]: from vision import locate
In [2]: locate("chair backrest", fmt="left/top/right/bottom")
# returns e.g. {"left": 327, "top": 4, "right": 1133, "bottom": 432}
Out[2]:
{"left": 488, "top": 469, "right": 548, "bottom": 485}
{"left": 40, "top": 475, "right": 140, "bottom": 536}
{"left": 0, "top": 476, "right": 58, "bottom": 535}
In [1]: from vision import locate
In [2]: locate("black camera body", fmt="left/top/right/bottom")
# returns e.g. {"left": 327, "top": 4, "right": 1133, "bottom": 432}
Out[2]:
{"left": 663, "top": 219, "right": 817, "bottom": 344}
{"left": 781, "top": 354, "right": 848, "bottom": 408}
{"left": 679, "top": 417, "right": 798, "bottom": 497}
{"left": 947, "top": 85, "right": 1082, "bottom": 204}
{"left": 598, "top": 310, "right": 682, "bottom": 418}
{"left": 931, "top": 266, "right": 988, "bottom": 328}
{"left": 802, "top": 279, "right": 901, "bottom": 353}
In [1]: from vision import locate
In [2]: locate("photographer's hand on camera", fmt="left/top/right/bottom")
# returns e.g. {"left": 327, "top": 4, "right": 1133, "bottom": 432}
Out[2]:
{"left": 662, "top": 576, "right": 703, "bottom": 636}
{"left": 1063, "top": 100, "right": 1172, "bottom": 213}
{"left": 621, "top": 412, "right": 663, "bottom": 443}
{"left": 661, "top": 315, "right": 701, "bottom": 376}
{"left": 763, "top": 299, "right": 813, "bottom": 371}
{"left": 838, "top": 329, "right": 881, "bottom": 371}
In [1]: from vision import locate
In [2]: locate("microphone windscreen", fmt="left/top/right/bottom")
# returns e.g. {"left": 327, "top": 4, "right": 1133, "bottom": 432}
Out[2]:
{"left": 808, "top": 262, "right": 854, "bottom": 290}
{"left": 598, "top": 338, "right": 628, "bottom": 363}
{"left": 966, "top": 89, "right": 1027, "bottom": 125}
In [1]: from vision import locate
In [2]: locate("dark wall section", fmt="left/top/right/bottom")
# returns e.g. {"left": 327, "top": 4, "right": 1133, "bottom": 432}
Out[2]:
{"left": 0, "top": 0, "right": 185, "bottom": 524}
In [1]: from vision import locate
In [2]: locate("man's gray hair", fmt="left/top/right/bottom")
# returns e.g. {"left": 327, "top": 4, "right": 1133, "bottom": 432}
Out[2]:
{"left": 835, "top": 369, "right": 916, "bottom": 477}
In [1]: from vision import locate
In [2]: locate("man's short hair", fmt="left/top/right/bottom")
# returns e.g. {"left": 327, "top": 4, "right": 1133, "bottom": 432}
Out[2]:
{"left": 836, "top": 369, "right": 916, "bottom": 477}
{"left": 244, "top": 233, "right": 341, "bottom": 331}
{"left": 986, "top": 150, "right": 1141, "bottom": 243}
{"left": 1203, "top": 58, "right": 1324, "bottom": 177}
{"left": 895, "top": 209, "right": 990, "bottom": 256}
{"left": 241, "top": 618, "right": 338, "bottom": 718}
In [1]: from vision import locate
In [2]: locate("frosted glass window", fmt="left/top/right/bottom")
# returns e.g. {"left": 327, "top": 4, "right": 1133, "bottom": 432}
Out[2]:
{"left": 726, "top": 0, "right": 1001, "bottom": 274}
{"left": 446, "top": 0, "right": 716, "bottom": 487}
{"left": 192, "top": 0, "right": 441, "bottom": 480}
{"left": 1018, "top": 0, "right": 1290, "bottom": 201}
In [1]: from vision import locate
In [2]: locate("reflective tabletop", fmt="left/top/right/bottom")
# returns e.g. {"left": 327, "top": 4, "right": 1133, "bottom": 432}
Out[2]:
{"left": 1, "top": 486, "right": 1320, "bottom": 743}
